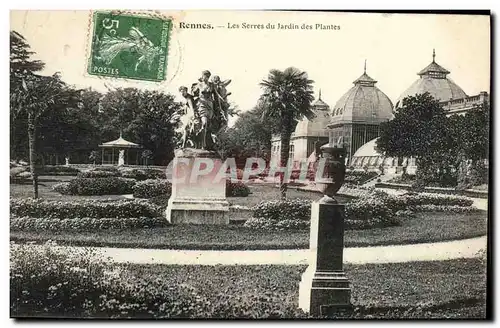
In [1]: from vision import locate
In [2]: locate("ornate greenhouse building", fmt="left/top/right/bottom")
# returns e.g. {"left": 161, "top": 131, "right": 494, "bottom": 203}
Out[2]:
{"left": 270, "top": 50, "right": 489, "bottom": 173}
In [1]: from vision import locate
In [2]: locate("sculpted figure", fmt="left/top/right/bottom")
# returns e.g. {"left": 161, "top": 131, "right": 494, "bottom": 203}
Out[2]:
{"left": 176, "top": 70, "right": 233, "bottom": 151}
{"left": 212, "top": 75, "right": 232, "bottom": 130}
{"left": 192, "top": 70, "right": 215, "bottom": 150}
{"left": 178, "top": 86, "right": 200, "bottom": 148}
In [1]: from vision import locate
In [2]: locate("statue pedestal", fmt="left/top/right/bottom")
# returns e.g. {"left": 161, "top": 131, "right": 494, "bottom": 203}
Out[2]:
{"left": 165, "top": 148, "right": 229, "bottom": 225}
{"left": 298, "top": 196, "right": 352, "bottom": 316}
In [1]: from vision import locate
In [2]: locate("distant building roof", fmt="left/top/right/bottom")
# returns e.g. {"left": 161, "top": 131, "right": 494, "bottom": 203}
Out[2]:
{"left": 395, "top": 49, "right": 467, "bottom": 107}
{"left": 99, "top": 134, "right": 142, "bottom": 148}
{"left": 293, "top": 89, "right": 331, "bottom": 138}
{"left": 329, "top": 62, "right": 394, "bottom": 126}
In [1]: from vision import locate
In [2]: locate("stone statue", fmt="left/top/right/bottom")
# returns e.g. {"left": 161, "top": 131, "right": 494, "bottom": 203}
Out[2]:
{"left": 177, "top": 70, "right": 232, "bottom": 151}
{"left": 118, "top": 149, "right": 125, "bottom": 166}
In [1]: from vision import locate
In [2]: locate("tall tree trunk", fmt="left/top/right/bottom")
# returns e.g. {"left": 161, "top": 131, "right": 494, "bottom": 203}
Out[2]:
{"left": 279, "top": 130, "right": 291, "bottom": 200}
{"left": 27, "top": 112, "right": 38, "bottom": 199}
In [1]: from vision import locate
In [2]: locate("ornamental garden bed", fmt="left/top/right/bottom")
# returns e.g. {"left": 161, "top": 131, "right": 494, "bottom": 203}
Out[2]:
{"left": 10, "top": 243, "right": 486, "bottom": 319}
{"left": 375, "top": 182, "right": 489, "bottom": 199}
{"left": 10, "top": 210, "right": 487, "bottom": 250}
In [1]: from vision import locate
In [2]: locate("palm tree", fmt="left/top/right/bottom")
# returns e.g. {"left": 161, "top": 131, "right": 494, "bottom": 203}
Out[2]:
{"left": 11, "top": 72, "right": 81, "bottom": 198}
{"left": 259, "top": 67, "right": 315, "bottom": 199}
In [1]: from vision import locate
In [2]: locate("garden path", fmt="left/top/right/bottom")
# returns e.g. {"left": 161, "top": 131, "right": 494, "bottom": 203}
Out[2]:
{"left": 39, "top": 235, "right": 487, "bottom": 266}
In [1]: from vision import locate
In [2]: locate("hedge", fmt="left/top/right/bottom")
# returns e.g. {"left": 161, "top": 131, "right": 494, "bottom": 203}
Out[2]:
{"left": 119, "top": 168, "right": 166, "bottom": 180}
{"left": 10, "top": 167, "right": 32, "bottom": 184}
{"left": 244, "top": 190, "right": 476, "bottom": 231}
{"left": 10, "top": 199, "right": 162, "bottom": 219}
{"left": 133, "top": 179, "right": 172, "bottom": 199}
{"left": 77, "top": 170, "right": 121, "bottom": 178}
{"left": 10, "top": 216, "right": 167, "bottom": 232}
{"left": 52, "top": 177, "right": 136, "bottom": 196}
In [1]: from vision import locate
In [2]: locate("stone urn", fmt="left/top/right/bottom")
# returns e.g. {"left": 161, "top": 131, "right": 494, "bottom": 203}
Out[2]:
{"left": 314, "top": 143, "right": 346, "bottom": 202}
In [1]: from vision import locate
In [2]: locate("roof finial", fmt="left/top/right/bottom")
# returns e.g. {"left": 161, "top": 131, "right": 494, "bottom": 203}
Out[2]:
{"left": 119, "top": 130, "right": 122, "bottom": 138}
{"left": 318, "top": 88, "right": 322, "bottom": 100}
{"left": 432, "top": 49, "right": 436, "bottom": 62}
{"left": 364, "top": 59, "right": 367, "bottom": 74}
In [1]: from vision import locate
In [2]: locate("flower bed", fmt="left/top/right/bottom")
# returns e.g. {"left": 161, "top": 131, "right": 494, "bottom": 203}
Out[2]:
{"left": 10, "top": 243, "right": 309, "bottom": 319}
{"left": 243, "top": 188, "right": 476, "bottom": 231}
{"left": 77, "top": 170, "right": 121, "bottom": 178}
{"left": 344, "top": 171, "right": 379, "bottom": 185}
{"left": 52, "top": 177, "right": 136, "bottom": 196}
{"left": 10, "top": 216, "right": 167, "bottom": 232}
{"left": 10, "top": 199, "right": 162, "bottom": 219}
{"left": 119, "top": 167, "right": 166, "bottom": 180}
{"left": 244, "top": 196, "right": 401, "bottom": 231}
{"left": 133, "top": 179, "right": 172, "bottom": 199}
{"left": 10, "top": 244, "right": 486, "bottom": 319}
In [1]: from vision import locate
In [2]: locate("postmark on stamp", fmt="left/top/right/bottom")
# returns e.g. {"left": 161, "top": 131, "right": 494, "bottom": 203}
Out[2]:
{"left": 88, "top": 11, "right": 172, "bottom": 82}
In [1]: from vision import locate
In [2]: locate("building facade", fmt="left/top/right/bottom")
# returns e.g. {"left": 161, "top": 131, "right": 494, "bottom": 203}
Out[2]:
{"left": 270, "top": 50, "right": 489, "bottom": 174}
{"left": 326, "top": 64, "right": 394, "bottom": 163}
{"left": 349, "top": 50, "right": 490, "bottom": 172}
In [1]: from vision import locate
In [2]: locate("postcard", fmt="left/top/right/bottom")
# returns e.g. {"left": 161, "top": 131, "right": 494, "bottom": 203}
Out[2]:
{"left": 10, "top": 10, "right": 490, "bottom": 319}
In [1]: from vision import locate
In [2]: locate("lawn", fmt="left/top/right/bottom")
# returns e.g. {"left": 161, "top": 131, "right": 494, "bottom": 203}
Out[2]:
{"left": 10, "top": 210, "right": 488, "bottom": 250}
{"left": 11, "top": 258, "right": 487, "bottom": 318}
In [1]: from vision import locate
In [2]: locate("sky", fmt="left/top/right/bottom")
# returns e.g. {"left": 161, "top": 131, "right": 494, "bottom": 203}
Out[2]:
{"left": 10, "top": 10, "right": 491, "bottom": 126}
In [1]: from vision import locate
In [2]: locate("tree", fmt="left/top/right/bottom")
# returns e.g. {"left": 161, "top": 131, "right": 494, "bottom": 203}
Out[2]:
{"left": 450, "top": 101, "right": 490, "bottom": 188}
{"left": 376, "top": 92, "right": 454, "bottom": 187}
{"left": 10, "top": 31, "right": 45, "bottom": 161}
{"left": 11, "top": 72, "right": 81, "bottom": 198}
{"left": 259, "top": 67, "right": 315, "bottom": 199}
{"left": 99, "top": 88, "right": 181, "bottom": 166}
{"left": 11, "top": 31, "right": 81, "bottom": 198}
{"left": 218, "top": 101, "right": 279, "bottom": 166}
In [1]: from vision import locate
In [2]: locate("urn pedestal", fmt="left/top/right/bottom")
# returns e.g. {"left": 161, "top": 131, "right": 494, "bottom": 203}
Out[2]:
{"left": 298, "top": 143, "right": 352, "bottom": 316}
{"left": 165, "top": 148, "right": 229, "bottom": 225}
{"left": 298, "top": 197, "right": 351, "bottom": 316}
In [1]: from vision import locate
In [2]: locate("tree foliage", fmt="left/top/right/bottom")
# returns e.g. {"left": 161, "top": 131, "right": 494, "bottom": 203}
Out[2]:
{"left": 377, "top": 92, "right": 490, "bottom": 188}
{"left": 259, "top": 67, "right": 315, "bottom": 198}
{"left": 218, "top": 100, "right": 279, "bottom": 166}
{"left": 99, "top": 88, "right": 182, "bottom": 166}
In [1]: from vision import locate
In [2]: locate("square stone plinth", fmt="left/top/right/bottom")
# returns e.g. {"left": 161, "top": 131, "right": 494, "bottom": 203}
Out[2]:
{"left": 165, "top": 148, "right": 230, "bottom": 225}
{"left": 165, "top": 197, "right": 229, "bottom": 225}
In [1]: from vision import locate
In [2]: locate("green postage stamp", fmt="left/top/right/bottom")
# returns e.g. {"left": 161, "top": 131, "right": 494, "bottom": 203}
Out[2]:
{"left": 88, "top": 11, "right": 171, "bottom": 82}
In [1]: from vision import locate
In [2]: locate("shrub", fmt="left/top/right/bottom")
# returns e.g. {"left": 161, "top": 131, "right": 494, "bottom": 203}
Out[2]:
{"left": 345, "top": 196, "right": 400, "bottom": 229}
{"left": 226, "top": 181, "right": 250, "bottom": 197}
{"left": 252, "top": 199, "right": 311, "bottom": 222}
{"left": 10, "top": 199, "right": 162, "bottom": 219}
{"left": 120, "top": 168, "right": 166, "bottom": 180}
{"left": 52, "top": 182, "right": 72, "bottom": 195}
{"left": 91, "top": 166, "right": 120, "bottom": 173}
{"left": 410, "top": 205, "right": 482, "bottom": 213}
{"left": 77, "top": 170, "right": 121, "bottom": 178}
{"left": 62, "top": 177, "right": 136, "bottom": 196}
{"left": 246, "top": 194, "right": 401, "bottom": 231}
{"left": 11, "top": 216, "right": 168, "bottom": 232}
{"left": 244, "top": 217, "right": 310, "bottom": 231}
{"left": 133, "top": 179, "right": 172, "bottom": 199}
{"left": 38, "top": 166, "right": 80, "bottom": 176}
{"left": 10, "top": 167, "right": 31, "bottom": 184}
